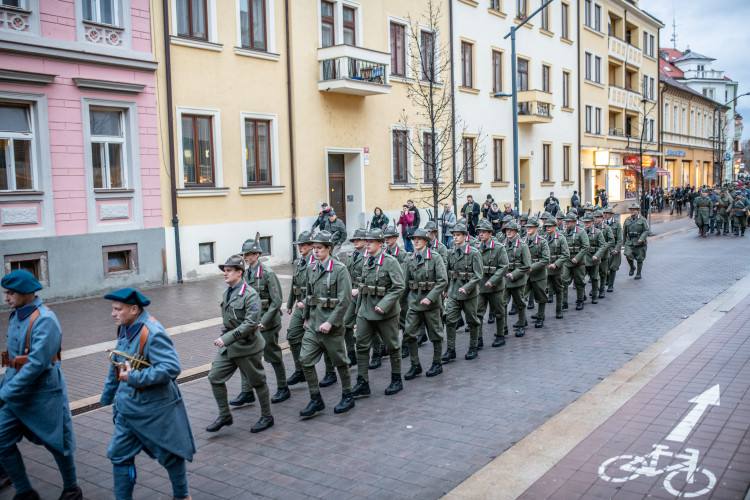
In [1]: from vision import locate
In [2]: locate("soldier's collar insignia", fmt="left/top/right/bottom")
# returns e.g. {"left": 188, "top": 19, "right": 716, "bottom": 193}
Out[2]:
{"left": 15, "top": 303, "right": 38, "bottom": 321}
{"left": 308, "top": 255, "right": 315, "bottom": 265}
{"left": 433, "top": 239, "right": 439, "bottom": 248}
{"left": 239, "top": 284, "right": 247, "bottom": 296}
{"left": 119, "top": 322, "right": 145, "bottom": 341}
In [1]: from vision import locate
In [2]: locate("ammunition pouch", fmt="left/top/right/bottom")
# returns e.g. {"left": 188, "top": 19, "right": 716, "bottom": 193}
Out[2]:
{"left": 408, "top": 281, "right": 436, "bottom": 291}
{"left": 482, "top": 265, "right": 498, "bottom": 275}
{"left": 507, "top": 263, "right": 517, "bottom": 271}
{"left": 308, "top": 296, "right": 340, "bottom": 308}
{"left": 260, "top": 299, "right": 269, "bottom": 309}
{"left": 570, "top": 245, "right": 581, "bottom": 253}
{"left": 292, "top": 285, "right": 305, "bottom": 296}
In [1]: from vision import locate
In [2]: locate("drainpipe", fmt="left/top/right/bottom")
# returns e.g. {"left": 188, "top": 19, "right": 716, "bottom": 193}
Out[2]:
{"left": 162, "top": 0, "right": 182, "bottom": 283}
{"left": 448, "top": 0, "right": 457, "bottom": 215}
{"left": 576, "top": 0, "right": 582, "bottom": 203}
{"left": 285, "top": 0, "right": 298, "bottom": 260}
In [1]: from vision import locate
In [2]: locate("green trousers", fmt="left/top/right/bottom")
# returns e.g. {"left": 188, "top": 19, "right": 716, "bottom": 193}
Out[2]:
{"left": 525, "top": 279, "right": 547, "bottom": 319}
{"left": 299, "top": 325, "right": 351, "bottom": 396}
{"left": 404, "top": 307, "right": 444, "bottom": 366}
{"left": 355, "top": 314, "right": 401, "bottom": 382}
{"left": 546, "top": 273, "right": 564, "bottom": 313}
{"left": 584, "top": 262, "right": 600, "bottom": 298}
{"left": 444, "top": 296, "right": 480, "bottom": 349}
{"left": 208, "top": 350, "right": 270, "bottom": 417}
{"left": 343, "top": 298, "right": 358, "bottom": 353}
{"left": 624, "top": 244, "right": 647, "bottom": 263}
{"left": 503, "top": 286, "right": 527, "bottom": 326}
{"left": 562, "top": 264, "right": 586, "bottom": 303}
{"left": 597, "top": 256, "right": 610, "bottom": 293}
{"left": 288, "top": 308, "right": 334, "bottom": 374}
{"left": 242, "top": 323, "right": 286, "bottom": 391}
{"left": 477, "top": 291, "right": 504, "bottom": 337}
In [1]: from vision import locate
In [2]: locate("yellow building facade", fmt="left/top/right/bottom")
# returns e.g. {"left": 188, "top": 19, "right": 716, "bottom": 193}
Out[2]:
{"left": 578, "top": 0, "right": 663, "bottom": 208}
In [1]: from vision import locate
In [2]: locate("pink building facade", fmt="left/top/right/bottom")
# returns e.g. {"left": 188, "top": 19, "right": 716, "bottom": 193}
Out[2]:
{"left": 0, "top": 0, "right": 164, "bottom": 300}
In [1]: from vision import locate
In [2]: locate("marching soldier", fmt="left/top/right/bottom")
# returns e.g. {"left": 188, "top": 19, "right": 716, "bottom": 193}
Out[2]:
{"left": 383, "top": 224, "right": 409, "bottom": 358}
{"left": 442, "top": 222, "right": 483, "bottom": 361}
{"left": 234, "top": 236, "right": 289, "bottom": 406}
{"left": 101, "top": 287, "right": 195, "bottom": 500}
{"left": 623, "top": 203, "right": 649, "bottom": 279}
{"left": 503, "top": 222, "right": 532, "bottom": 337}
{"left": 425, "top": 220, "right": 449, "bottom": 263}
{"left": 402, "top": 228, "right": 449, "bottom": 379}
{"left": 602, "top": 206, "right": 623, "bottom": 292}
{"left": 497, "top": 215, "right": 514, "bottom": 245}
{"left": 524, "top": 218, "right": 550, "bottom": 328}
{"left": 715, "top": 188, "right": 733, "bottom": 235}
{"left": 0, "top": 271, "right": 83, "bottom": 500}
{"left": 206, "top": 256, "right": 273, "bottom": 433}
{"left": 544, "top": 219, "right": 570, "bottom": 319}
{"left": 556, "top": 212, "right": 565, "bottom": 231}
{"left": 693, "top": 189, "right": 713, "bottom": 237}
{"left": 351, "top": 229, "right": 406, "bottom": 397}
{"left": 731, "top": 192, "right": 749, "bottom": 236}
{"left": 299, "top": 231, "right": 355, "bottom": 417}
{"left": 593, "top": 209, "right": 614, "bottom": 299}
{"left": 562, "top": 212, "right": 590, "bottom": 310}
{"left": 343, "top": 228, "right": 369, "bottom": 366}
{"left": 475, "top": 219, "right": 509, "bottom": 347}
{"left": 518, "top": 213, "right": 529, "bottom": 239}
{"left": 581, "top": 213, "right": 608, "bottom": 304}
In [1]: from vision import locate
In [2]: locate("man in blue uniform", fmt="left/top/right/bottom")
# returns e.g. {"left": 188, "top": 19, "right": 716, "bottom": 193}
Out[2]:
{"left": 0, "top": 270, "right": 83, "bottom": 500}
{"left": 101, "top": 287, "right": 195, "bottom": 500}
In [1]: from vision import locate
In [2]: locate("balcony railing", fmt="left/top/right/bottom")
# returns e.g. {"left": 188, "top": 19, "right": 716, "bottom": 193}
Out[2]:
{"left": 681, "top": 69, "right": 725, "bottom": 81}
{"left": 662, "top": 131, "right": 714, "bottom": 149}
{"left": 608, "top": 85, "right": 642, "bottom": 112}
{"left": 317, "top": 44, "right": 391, "bottom": 96}
{"left": 517, "top": 90, "right": 553, "bottom": 124}
{"left": 608, "top": 36, "right": 641, "bottom": 67}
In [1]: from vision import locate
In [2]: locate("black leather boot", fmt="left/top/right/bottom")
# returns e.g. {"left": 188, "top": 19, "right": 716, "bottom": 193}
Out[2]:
{"left": 575, "top": 301, "right": 584, "bottom": 310}
{"left": 425, "top": 362, "right": 443, "bottom": 377}
{"left": 562, "top": 302, "right": 569, "bottom": 310}
{"left": 635, "top": 261, "right": 643, "bottom": 279}
{"left": 465, "top": 347, "right": 479, "bottom": 360}
{"left": 515, "top": 326, "right": 526, "bottom": 337}
{"left": 286, "top": 371, "right": 306, "bottom": 386}
{"left": 628, "top": 260, "right": 635, "bottom": 276}
{"left": 299, "top": 394, "right": 325, "bottom": 417}
{"left": 271, "top": 387, "right": 291, "bottom": 404}
{"left": 385, "top": 373, "right": 403, "bottom": 395}
{"left": 13, "top": 490, "right": 39, "bottom": 500}
{"left": 492, "top": 335, "right": 505, "bottom": 347}
{"left": 591, "top": 296, "right": 598, "bottom": 304}
{"left": 555, "top": 311, "right": 564, "bottom": 319}
{"left": 369, "top": 352, "right": 382, "bottom": 369}
{"left": 441, "top": 348, "right": 456, "bottom": 362}
{"left": 527, "top": 299, "right": 535, "bottom": 310}
{"left": 334, "top": 393, "right": 355, "bottom": 414}
{"left": 477, "top": 337, "right": 484, "bottom": 349}
{"left": 319, "top": 371, "right": 337, "bottom": 388}
{"left": 251, "top": 415, "right": 274, "bottom": 433}
{"left": 488, "top": 314, "right": 496, "bottom": 324}
{"left": 206, "top": 415, "right": 233, "bottom": 432}
{"left": 535, "top": 318, "right": 544, "bottom": 328}
{"left": 59, "top": 486, "right": 83, "bottom": 500}
{"left": 351, "top": 376, "right": 371, "bottom": 397}
{"left": 417, "top": 332, "right": 428, "bottom": 345}
{"left": 348, "top": 350, "right": 357, "bottom": 366}
{"left": 598, "top": 291, "right": 605, "bottom": 299}
{"left": 456, "top": 316, "right": 465, "bottom": 328}
{"left": 401, "top": 345, "right": 409, "bottom": 358}
{"left": 229, "top": 391, "right": 255, "bottom": 407}
{"left": 404, "top": 364, "right": 422, "bottom": 380}
{"left": 509, "top": 306, "right": 518, "bottom": 315}
{"left": 547, "top": 291, "right": 554, "bottom": 303}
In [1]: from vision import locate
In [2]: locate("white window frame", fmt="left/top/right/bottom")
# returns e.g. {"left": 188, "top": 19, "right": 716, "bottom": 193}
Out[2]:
{"left": 318, "top": 0, "right": 362, "bottom": 48}
{"left": 418, "top": 24, "right": 440, "bottom": 84}
{"left": 593, "top": 3, "right": 601, "bottom": 32}
{"left": 82, "top": 0, "right": 120, "bottom": 26}
{"left": 387, "top": 14, "right": 412, "bottom": 81}
{"left": 595, "top": 107, "right": 602, "bottom": 135}
{"left": 234, "top": 0, "right": 278, "bottom": 58}
{"left": 239, "top": 111, "right": 283, "bottom": 194}
{"left": 594, "top": 55, "right": 601, "bottom": 83}
{"left": 584, "top": 52, "right": 592, "bottom": 81}
{"left": 584, "top": 0, "right": 591, "bottom": 27}
{"left": 170, "top": 0, "right": 219, "bottom": 49}
{"left": 389, "top": 124, "right": 413, "bottom": 185}
{"left": 0, "top": 103, "right": 36, "bottom": 192}
{"left": 175, "top": 106, "right": 223, "bottom": 190}
{"left": 88, "top": 107, "right": 128, "bottom": 190}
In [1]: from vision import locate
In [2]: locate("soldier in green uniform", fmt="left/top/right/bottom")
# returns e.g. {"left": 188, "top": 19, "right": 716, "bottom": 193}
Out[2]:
{"left": 442, "top": 223, "right": 483, "bottom": 361}
{"left": 234, "top": 235, "right": 289, "bottom": 406}
{"left": 351, "top": 229, "right": 406, "bottom": 397}
{"left": 556, "top": 212, "right": 565, "bottom": 231}
{"left": 524, "top": 218, "right": 550, "bottom": 328}
{"left": 518, "top": 213, "right": 529, "bottom": 239}
{"left": 298, "top": 231, "right": 355, "bottom": 417}
{"left": 503, "top": 222, "right": 532, "bottom": 336}
{"left": 418, "top": 221, "right": 449, "bottom": 346}
{"left": 382, "top": 224, "right": 409, "bottom": 358}
{"left": 402, "top": 228, "right": 448, "bottom": 379}
{"left": 692, "top": 189, "right": 713, "bottom": 237}
{"left": 475, "top": 219, "right": 509, "bottom": 347}
{"left": 593, "top": 209, "right": 614, "bottom": 299}
{"left": 715, "top": 188, "right": 733, "bottom": 235}
{"left": 602, "top": 206, "right": 623, "bottom": 292}
{"left": 343, "top": 228, "right": 368, "bottom": 367}
{"left": 731, "top": 192, "right": 749, "bottom": 236}
{"left": 562, "top": 212, "right": 590, "bottom": 310}
{"left": 623, "top": 203, "right": 649, "bottom": 279}
{"left": 207, "top": 255, "right": 273, "bottom": 433}
{"left": 544, "top": 219, "right": 569, "bottom": 319}
{"left": 581, "top": 213, "right": 607, "bottom": 304}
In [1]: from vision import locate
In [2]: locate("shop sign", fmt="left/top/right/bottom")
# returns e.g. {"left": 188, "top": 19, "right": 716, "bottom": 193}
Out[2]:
{"left": 665, "top": 149, "right": 686, "bottom": 157}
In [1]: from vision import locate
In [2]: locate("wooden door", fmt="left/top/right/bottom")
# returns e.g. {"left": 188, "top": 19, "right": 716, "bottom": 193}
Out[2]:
{"left": 328, "top": 154, "right": 346, "bottom": 224}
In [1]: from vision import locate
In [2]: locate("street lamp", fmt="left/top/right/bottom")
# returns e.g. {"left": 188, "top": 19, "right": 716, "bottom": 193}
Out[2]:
{"left": 713, "top": 91, "right": 750, "bottom": 185}
{"left": 494, "top": 0, "right": 555, "bottom": 214}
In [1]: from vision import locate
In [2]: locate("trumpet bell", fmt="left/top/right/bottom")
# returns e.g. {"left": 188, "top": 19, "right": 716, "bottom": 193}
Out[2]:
{"left": 107, "top": 349, "right": 153, "bottom": 370}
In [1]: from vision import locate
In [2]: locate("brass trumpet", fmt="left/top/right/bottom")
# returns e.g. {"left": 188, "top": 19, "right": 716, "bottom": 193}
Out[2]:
{"left": 107, "top": 349, "right": 152, "bottom": 371}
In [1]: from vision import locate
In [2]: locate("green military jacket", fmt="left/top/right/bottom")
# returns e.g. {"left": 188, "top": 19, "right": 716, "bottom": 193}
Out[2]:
{"left": 495, "top": 233, "right": 507, "bottom": 246}
{"left": 303, "top": 257, "right": 351, "bottom": 331}
{"left": 446, "top": 243, "right": 483, "bottom": 300}
{"left": 598, "top": 222, "right": 614, "bottom": 260}
{"left": 546, "top": 231, "right": 570, "bottom": 275}
{"left": 563, "top": 225, "right": 590, "bottom": 266}
{"left": 356, "top": 251, "right": 405, "bottom": 320}
{"left": 525, "top": 234, "right": 550, "bottom": 282}
{"left": 475, "top": 239, "right": 508, "bottom": 294}
{"left": 220, "top": 283, "right": 265, "bottom": 358}
{"left": 584, "top": 225, "right": 608, "bottom": 266}
{"left": 716, "top": 193, "right": 733, "bottom": 215}
{"left": 429, "top": 238, "right": 449, "bottom": 265}
{"left": 606, "top": 216, "right": 623, "bottom": 252}
{"left": 732, "top": 197, "right": 749, "bottom": 217}
{"left": 345, "top": 248, "right": 368, "bottom": 288}
{"left": 385, "top": 244, "right": 408, "bottom": 270}
{"left": 504, "top": 237, "right": 531, "bottom": 289}
{"left": 693, "top": 195, "right": 713, "bottom": 215}
{"left": 328, "top": 218, "right": 348, "bottom": 245}
{"left": 244, "top": 263, "right": 282, "bottom": 329}
{"left": 286, "top": 254, "right": 315, "bottom": 310}
{"left": 622, "top": 214, "right": 649, "bottom": 247}
{"left": 403, "top": 248, "right": 448, "bottom": 311}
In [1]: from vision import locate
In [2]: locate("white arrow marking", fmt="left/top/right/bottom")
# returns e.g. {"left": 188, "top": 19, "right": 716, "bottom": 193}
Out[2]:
{"left": 665, "top": 385, "right": 721, "bottom": 443}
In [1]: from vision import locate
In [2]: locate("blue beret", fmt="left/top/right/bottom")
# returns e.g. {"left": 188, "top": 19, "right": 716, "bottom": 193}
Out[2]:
{"left": 103, "top": 287, "right": 151, "bottom": 308}
{"left": 1, "top": 270, "right": 43, "bottom": 294}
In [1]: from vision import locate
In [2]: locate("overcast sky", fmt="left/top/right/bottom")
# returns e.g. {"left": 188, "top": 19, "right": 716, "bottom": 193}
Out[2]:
{"left": 639, "top": 0, "right": 750, "bottom": 141}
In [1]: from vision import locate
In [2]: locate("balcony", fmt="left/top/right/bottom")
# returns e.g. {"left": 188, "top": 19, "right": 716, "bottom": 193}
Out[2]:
{"left": 608, "top": 36, "right": 642, "bottom": 67}
{"left": 317, "top": 44, "right": 391, "bottom": 96}
{"left": 608, "top": 85, "right": 642, "bottom": 112}
{"left": 663, "top": 131, "right": 714, "bottom": 149}
{"left": 516, "top": 90, "right": 553, "bottom": 124}
{"left": 681, "top": 69, "right": 725, "bottom": 81}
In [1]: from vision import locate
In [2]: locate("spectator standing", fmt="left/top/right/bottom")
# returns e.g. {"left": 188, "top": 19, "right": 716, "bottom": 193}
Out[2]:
{"left": 486, "top": 202, "right": 502, "bottom": 235}
{"left": 600, "top": 189, "right": 609, "bottom": 208}
{"left": 571, "top": 191, "right": 580, "bottom": 209}
{"left": 371, "top": 207, "right": 389, "bottom": 230}
{"left": 461, "top": 195, "right": 481, "bottom": 236}
{"left": 311, "top": 203, "right": 331, "bottom": 232}
{"left": 543, "top": 192, "right": 559, "bottom": 213}
{"left": 406, "top": 199, "right": 420, "bottom": 229}
{"left": 481, "top": 194, "right": 495, "bottom": 218}
{"left": 398, "top": 205, "right": 415, "bottom": 252}
{"left": 441, "top": 204, "right": 456, "bottom": 247}
{"left": 502, "top": 203, "right": 519, "bottom": 220}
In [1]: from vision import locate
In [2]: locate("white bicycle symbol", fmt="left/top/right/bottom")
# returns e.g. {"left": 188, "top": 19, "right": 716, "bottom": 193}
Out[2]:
{"left": 598, "top": 444, "right": 716, "bottom": 498}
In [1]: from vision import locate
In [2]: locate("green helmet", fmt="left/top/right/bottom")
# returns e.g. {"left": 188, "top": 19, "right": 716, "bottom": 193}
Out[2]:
{"left": 475, "top": 219, "right": 493, "bottom": 232}
{"left": 525, "top": 217, "right": 540, "bottom": 227}
{"left": 411, "top": 228, "right": 432, "bottom": 242}
{"left": 451, "top": 223, "right": 470, "bottom": 234}
{"left": 362, "top": 228, "right": 385, "bottom": 241}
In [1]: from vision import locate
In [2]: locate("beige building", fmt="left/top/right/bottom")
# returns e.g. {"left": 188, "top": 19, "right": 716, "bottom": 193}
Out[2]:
{"left": 151, "top": 0, "right": 449, "bottom": 281}
{"left": 578, "top": 0, "right": 663, "bottom": 208}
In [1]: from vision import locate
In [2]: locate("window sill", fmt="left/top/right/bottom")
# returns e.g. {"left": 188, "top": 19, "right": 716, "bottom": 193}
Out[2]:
{"left": 584, "top": 79, "right": 605, "bottom": 89}
{"left": 239, "top": 186, "right": 285, "bottom": 195}
{"left": 389, "top": 183, "right": 417, "bottom": 190}
{"left": 540, "top": 182, "right": 556, "bottom": 187}
{"left": 94, "top": 188, "right": 135, "bottom": 194}
{"left": 491, "top": 181, "right": 510, "bottom": 187}
{"left": 643, "top": 53, "right": 657, "bottom": 62}
{"left": 234, "top": 46, "right": 281, "bottom": 61}
{"left": 487, "top": 8, "right": 507, "bottom": 18}
{"left": 459, "top": 86, "right": 480, "bottom": 95}
{"left": 419, "top": 182, "right": 445, "bottom": 190}
{"left": 561, "top": 181, "right": 575, "bottom": 186}
{"left": 514, "top": 18, "right": 533, "bottom": 29}
{"left": 561, "top": 106, "right": 574, "bottom": 113}
{"left": 540, "top": 28, "right": 554, "bottom": 37}
{"left": 177, "top": 187, "right": 230, "bottom": 198}
{"left": 419, "top": 80, "right": 443, "bottom": 88}
{"left": 460, "top": 183, "right": 482, "bottom": 188}
{"left": 457, "top": 0, "right": 479, "bottom": 6}
{"left": 0, "top": 190, "right": 44, "bottom": 197}
{"left": 83, "top": 19, "right": 124, "bottom": 30}
{"left": 561, "top": 37, "right": 574, "bottom": 45}
{"left": 389, "top": 75, "right": 414, "bottom": 84}
{"left": 170, "top": 36, "right": 223, "bottom": 52}
{"left": 583, "top": 25, "right": 605, "bottom": 38}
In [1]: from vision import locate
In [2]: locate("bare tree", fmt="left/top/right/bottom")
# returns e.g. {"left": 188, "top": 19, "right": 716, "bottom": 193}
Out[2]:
{"left": 397, "top": 0, "right": 487, "bottom": 224}
{"left": 625, "top": 98, "right": 660, "bottom": 212}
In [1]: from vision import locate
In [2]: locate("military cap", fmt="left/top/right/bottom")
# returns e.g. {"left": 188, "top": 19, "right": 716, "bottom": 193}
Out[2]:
{"left": 602, "top": 206, "right": 614, "bottom": 213}
{"left": 327, "top": 209, "right": 336, "bottom": 216}
{"left": 540, "top": 211, "right": 552, "bottom": 219}
{"left": 311, "top": 230, "right": 335, "bottom": 246}
{"left": 293, "top": 230, "right": 313, "bottom": 245}
{"left": 457, "top": 217, "right": 467, "bottom": 225}
{"left": 519, "top": 213, "right": 529, "bottom": 221}
{"left": 383, "top": 225, "right": 399, "bottom": 238}
{"left": 241, "top": 236, "right": 264, "bottom": 254}
{"left": 565, "top": 212, "right": 578, "bottom": 221}
{"left": 525, "top": 217, "right": 540, "bottom": 227}
{"left": 628, "top": 203, "right": 640, "bottom": 210}
{"left": 349, "top": 227, "right": 368, "bottom": 242}
{"left": 476, "top": 219, "right": 494, "bottom": 232}
{"left": 544, "top": 219, "right": 558, "bottom": 227}
{"left": 411, "top": 228, "right": 432, "bottom": 242}
{"left": 555, "top": 212, "right": 565, "bottom": 219}
{"left": 103, "top": 287, "right": 151, "bottom": 307}
{"left": 1, "top": 270, "right": 43, "bottom": 294}
{"left": 505, "top": 221, "right": 520, "bottom": 232}
{"left": 735, "top": 192, "right": 743, "bottom": 197}
{"left": 584, "top": 203, "right": 594, "bottom": 210}
{"left": 581, "top": 213, "right": 595, "bottom": 222}
{"left": 593, "top": 209, "right": 604, "bottom": 218}
{"left": 501, "top": 215, "right": 514, "bottom": 223}
{"left": 451, "top": 223, "right": 469, "bottom": 234}
{"left": 362, "top": 228, "right": 385, "bottom": 241}
{"left": 218, "top": 254, "right": 245, "bottom": 272}
{"left": 424, "top": 221, "right": 438, "bottom": 232}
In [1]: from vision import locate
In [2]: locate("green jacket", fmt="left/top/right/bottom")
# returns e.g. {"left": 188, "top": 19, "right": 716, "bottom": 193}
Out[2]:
{"left": 546, "top": 231, "right": 570, "bottom": 275}
{"left": 716, "top": 193, "right": 733, "bottom": 215}
{"left": 385, "top": 244, "right": 408, "bottom": 270}
{"left": 220, "top": 283, "right": 265, "bottom": 358}
{"left": 503, "top": 237, "right": 531, "bottom": 289}
{"left": 403, "top": 248, "right": 448, "bottom": 311}
{"left": 584, "top": 225, "right": 608, "bottom": 266}
{"left": 606, "top": 216, "right": 623, "bottom": 252}
{"left": 303, "top": 257, "right": 351, "bottom": 331}
{"left": 693, "top": 195, "right": 713, "bottom": 216}
{"left": 356, "top": 251, "right": 405, "bottom": 320}
{"left": 475, "top": 239, "right": 508, "bottom": 293}
{"left": 446, "top": 243, "right": 483, "bottom": 300}
{"left": 564, "top": 225, "right": 590, "bottom": 266}
{"left": 732, "top": 197, "right": 749, "bottom": 217}
{"left": 328, "top": 218, "right": 348, "bottom": 245}
{"left": 345, "top": 248, "right": 368, "bottom": 288}
{"left": 286, "top": 255, "right": 314, "bottom": 310}
{"left": 244, "top": 263, "right": 282, "bottom": 329}
{"left": 525, "top": 234, "right": 550, "bottom": 282}
{"left": 429, "top": 238, "right": 449, "bottom": 265}
{"left": 622, "top": 214, "right": 649, "bottom": 246}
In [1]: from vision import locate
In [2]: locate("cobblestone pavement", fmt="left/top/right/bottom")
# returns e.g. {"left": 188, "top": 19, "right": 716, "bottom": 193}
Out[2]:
{"left": 5, "top": 213, "right": 750, "bottom": 499}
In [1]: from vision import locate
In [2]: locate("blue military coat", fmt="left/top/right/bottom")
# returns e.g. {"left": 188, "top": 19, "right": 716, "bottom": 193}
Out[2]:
{"left": 100, "top": 310, "right": 195, "bottom": 462}
{"left": 0, "top": 297, "right": 76, "bottom": 456}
